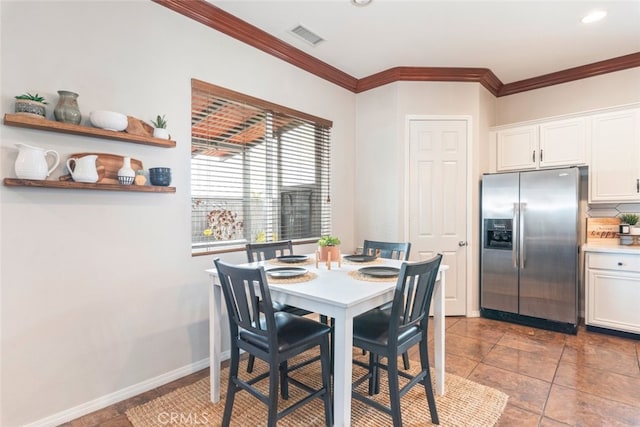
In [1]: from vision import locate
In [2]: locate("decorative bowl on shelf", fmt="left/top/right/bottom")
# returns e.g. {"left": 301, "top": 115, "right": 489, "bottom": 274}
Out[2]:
{"left": 89, "top": 110, "right": 128, "bottom": 131}
{"left": 149, "top": 167, "right": 171, "bottom": 186}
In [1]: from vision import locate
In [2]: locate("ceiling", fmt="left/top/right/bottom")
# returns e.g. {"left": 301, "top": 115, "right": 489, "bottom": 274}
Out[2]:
{"left": 205, "top": 0, "right": 640, "bottom": 86}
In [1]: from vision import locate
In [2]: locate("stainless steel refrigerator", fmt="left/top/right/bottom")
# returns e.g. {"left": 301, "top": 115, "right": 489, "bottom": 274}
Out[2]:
{"left": 480, "top": 167, "right": 579, "bottom": 334}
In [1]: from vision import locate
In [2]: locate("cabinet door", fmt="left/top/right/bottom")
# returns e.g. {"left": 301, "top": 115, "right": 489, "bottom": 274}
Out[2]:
{"left": 586, "top": 269, "right": 640, "bottom": 334}
{"left": 539, "top": 117, "right": 587, "bottom": 168}
{"left": 589, "top": 109, "right": 640, "bottom": 203}
{"left": 496, "top": 125, "right": 538, "bottom": 171}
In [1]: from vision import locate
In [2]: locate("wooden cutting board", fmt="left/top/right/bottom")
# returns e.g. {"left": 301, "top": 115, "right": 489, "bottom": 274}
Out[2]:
{"left": 586, "top": 217, "right": 620, "bottom": 242}
{"left": 67, "top": 153, "right": 143, "bottom": 184}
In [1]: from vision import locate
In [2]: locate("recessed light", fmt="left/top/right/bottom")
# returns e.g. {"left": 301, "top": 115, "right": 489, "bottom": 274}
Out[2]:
{"left": 352, "top": 0, "right": 372, "bottom": 6}
{"left": 581, "top": 10, "right": 607, "bottom": 24}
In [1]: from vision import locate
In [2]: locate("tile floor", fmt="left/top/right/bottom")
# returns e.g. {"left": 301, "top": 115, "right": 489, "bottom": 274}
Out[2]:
{"left": 62, "top": 316, "right": 640, "bottom": 426}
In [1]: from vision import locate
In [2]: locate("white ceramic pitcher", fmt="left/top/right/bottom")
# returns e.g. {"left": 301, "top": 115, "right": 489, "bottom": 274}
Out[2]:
{"left": 66, "top": 155, "right": 99, "bottom": 183}
{"left": 14, "top": 143, "right": 60, "bottom": 180}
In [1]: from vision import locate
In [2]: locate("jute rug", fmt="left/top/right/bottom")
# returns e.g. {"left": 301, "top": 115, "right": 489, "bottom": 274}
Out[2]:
{"left": 126, "top": 350, "right": 508, "bottom": 426}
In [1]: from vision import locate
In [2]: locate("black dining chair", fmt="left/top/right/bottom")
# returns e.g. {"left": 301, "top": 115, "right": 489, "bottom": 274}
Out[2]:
{"left": 214, "top": 259, "right": 333, "bottom": 427}
{"left": 245, "top": 240, "right": 315, "bottom": 373}
{"left": 362, "top": 239, "right": 411, "bottom": 261}
{"left": 361, "top": 239, "right": 412, "bottom": 369}
{"left": 352, "top": 254, "right": 443, "bottom": 427}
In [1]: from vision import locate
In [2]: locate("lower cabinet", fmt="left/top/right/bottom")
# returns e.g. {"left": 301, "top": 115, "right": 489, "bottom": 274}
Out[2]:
{"left": 585, "top": 252, "right": 640, "bottom": 335}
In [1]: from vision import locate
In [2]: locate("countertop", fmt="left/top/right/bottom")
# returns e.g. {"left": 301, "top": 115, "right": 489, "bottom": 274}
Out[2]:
{"left": 583, "top": 241, "right": 640, "bottom": 254}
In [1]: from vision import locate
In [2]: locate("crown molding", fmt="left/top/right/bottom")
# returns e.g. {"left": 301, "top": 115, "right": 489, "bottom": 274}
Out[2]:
{"left": 498, "top": 52, "right": 640, "bottom": 96}
{"left": 153, "top": 0, "right": 358, "bottom": 92}
{"left": 356, "top": 67, "right": 502, "bottom": 95}
{"left": 154, "top": 0, "right": 640, "bottom": 97}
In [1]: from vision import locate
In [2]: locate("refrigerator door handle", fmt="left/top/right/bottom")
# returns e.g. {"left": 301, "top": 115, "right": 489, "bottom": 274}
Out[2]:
{"left": 512, "top": 203, "right": 519, "bottom": 269}
{"left": 519, "top": 202, "right": 526, "bottom": 269}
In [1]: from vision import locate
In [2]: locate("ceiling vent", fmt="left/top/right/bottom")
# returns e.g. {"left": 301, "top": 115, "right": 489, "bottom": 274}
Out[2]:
{"left": 289, "top": 24, "right": 324, "bottom": 46}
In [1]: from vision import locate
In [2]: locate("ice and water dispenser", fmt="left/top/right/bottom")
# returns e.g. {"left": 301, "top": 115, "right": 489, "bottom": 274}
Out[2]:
{"left": 483, "top": 219, "right": 513, "bottom": 250}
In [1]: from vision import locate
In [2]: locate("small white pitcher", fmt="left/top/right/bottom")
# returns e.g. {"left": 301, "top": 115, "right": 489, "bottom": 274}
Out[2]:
{"left": 66, "top": 155, "right": 99, "bottom": 183}
{"left": 14, "top": 143, "right": 60, "bottom": 180}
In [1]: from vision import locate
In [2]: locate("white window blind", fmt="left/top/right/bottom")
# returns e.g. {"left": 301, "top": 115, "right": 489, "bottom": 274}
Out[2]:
{"left": 191, "top": 79, "right": 332, "bottom": 254}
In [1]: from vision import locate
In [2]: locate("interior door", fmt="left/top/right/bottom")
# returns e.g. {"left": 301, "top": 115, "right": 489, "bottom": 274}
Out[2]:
{"left": 408, "top": 119, "right": 468, "bottom": 315}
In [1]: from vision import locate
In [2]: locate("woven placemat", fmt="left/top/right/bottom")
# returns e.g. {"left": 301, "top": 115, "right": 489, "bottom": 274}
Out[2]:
{"left": 348, "top": 270, "right": 398, "bottom": 282}
{"left": 267, "top": 271, "right": 317, "bottom": 285}
{"left": 126, "top": 349, "right": 508, "bottom": 426}
{"left": 268, "top": 258, "right": 314, "bottom": 267}
{"left": 342, "top": 257, "right": 385, "bottom": 266}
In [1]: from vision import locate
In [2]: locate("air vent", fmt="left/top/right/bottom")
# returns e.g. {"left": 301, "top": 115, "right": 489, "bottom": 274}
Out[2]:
{"left": 289, "top": 24, "right": 324, "bottom": 46}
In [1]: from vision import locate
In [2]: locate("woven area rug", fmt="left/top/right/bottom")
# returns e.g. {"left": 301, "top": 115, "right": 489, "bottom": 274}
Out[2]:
{"left": 126, "top": 351, "right": 508, "bottom": 426}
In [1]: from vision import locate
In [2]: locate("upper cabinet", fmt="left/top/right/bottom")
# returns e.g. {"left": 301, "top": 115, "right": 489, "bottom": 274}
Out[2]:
{"left": 495, "top": 125, "right": 538, "bottom": 171}
{"left": 495, "top": 117, "right": 587, "bottom": 172}
{"left": 589, "top": 108, "right": 640, "bottom": 203}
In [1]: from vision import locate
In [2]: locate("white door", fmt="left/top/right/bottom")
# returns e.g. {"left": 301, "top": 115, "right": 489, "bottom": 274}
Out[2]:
{"left": 408, "top": 119, "right": 468, "bottom": 315}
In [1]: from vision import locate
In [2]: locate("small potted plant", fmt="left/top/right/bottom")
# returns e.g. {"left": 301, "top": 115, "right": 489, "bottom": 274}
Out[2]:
{"left": 317, "top": 235, "right": 341, "bottom": 261}
{"left": 14, "top": 92, "right": 48, "bottom": 119}
{"left": 151, "top": 114, "right": 169, "bottom": 139}
{"left": 620, "top": 213, "right": 639, "bottom": 235}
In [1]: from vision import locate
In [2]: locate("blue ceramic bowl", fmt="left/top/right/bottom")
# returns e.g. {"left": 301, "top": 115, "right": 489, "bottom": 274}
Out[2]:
{"left": 149, "top": 167, "right": 171, "bottom": 186}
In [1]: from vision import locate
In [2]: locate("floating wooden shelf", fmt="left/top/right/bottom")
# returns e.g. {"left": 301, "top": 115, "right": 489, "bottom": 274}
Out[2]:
{"left": 3, "top": 178, "right": 176, "bottom": 193}
{"left": 3, "top": 114, "right": 176, "bottom": 148}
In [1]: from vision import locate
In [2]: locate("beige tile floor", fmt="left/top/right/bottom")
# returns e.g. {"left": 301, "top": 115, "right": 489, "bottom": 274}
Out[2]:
{"left": 62, "top": 316, "right": 640, "bottom": 426}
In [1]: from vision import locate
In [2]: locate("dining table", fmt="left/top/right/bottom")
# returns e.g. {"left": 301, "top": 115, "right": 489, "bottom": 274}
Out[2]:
{"left": 205, "top": 254, "right": 448, "bottom": 427}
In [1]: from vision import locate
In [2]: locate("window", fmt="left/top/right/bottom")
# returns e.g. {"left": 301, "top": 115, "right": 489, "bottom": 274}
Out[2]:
{"left": 191, "top": 79, "right": 332, "bottom": 254}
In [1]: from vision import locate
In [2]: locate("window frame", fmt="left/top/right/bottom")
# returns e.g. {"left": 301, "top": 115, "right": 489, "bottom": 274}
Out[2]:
{"left": 190, "top": 79, "right": 333, "bottom": 256}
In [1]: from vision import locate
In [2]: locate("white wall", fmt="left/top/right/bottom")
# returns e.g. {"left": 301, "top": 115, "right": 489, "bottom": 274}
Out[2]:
{"left": 496, "top": 68, "right": 640, "bottom": 125}
{"left": 0, "top": 2, "right": 355, "bottom": 426}
{"left": 354, "top": 81, "right": 496, "bottom": 316}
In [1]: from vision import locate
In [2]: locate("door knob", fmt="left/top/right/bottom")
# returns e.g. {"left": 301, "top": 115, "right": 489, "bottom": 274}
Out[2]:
{"left": 458, "top": 241, "right": 468, "bottom": 247}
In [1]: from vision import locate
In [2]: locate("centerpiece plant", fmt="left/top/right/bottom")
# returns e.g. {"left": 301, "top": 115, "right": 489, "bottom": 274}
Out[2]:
{"left": 317, "top": 235, "right": 341, "bottom": 261}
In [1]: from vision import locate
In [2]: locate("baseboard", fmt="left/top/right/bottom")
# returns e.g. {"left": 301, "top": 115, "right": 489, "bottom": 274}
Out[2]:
{"left": 23, "top": 355, "right": 216, "bottom": 427}
{"left": 467, "top": 310, "right": 481, "bottom": 317}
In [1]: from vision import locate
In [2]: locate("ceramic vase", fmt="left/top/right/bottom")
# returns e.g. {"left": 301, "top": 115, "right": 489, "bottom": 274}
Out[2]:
{"left": 318, "top": 246, "right": 340, "bottom": 262}
{"left": 117, "top": 157, "right": 136, "bottom": 185}
{"left": 54, "top": 90, "right": 82, "bottom": 125}
{"left": 153, "top": 127, "right": 169, "bottom": 140}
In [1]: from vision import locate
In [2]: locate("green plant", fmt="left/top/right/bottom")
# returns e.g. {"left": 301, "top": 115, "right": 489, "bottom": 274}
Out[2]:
{"left": 15, "top": 92, "right": 47, "bottom": 104}
{"left": 317, "top": 235, "right": 341, "bottom": 246}
{"left": 620, "top": 213, "right": 639, "bottom": 225}
{"left": 151, "top": 114, "right": 167, "bottom": 129}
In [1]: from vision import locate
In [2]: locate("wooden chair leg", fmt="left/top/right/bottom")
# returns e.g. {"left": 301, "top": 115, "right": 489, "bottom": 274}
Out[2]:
{"left": 279, "top": 361, "right": 289, "bottom": 399}
{"left": 420, "top": 341, "right": 439, "bottom": 424}
{"left": 402, "top": 351, "right": 411, "bottom": 370}
{"left": 387, "top": 355, "right": 403, "bottom": 427}
{"left": 267, "top": 364, "right": 280, "bottom": 427}
{"left": 222, "top": 347, "right": 240, "bottom": 426}
{"left": 367, "top": 352, "right": 377, "bottom": 396}
{"left": 247, "top": 354, "right": 255, "bottom": 373}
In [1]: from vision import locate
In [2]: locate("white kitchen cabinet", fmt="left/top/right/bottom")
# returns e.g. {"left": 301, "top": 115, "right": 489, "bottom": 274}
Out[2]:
{"left": 589, "top": 108, "right": 640, "bottom": 203}
{"left": 496, "top": 125, "right": 538, "bottom": 171}
{"left": 585, "top": 252, "right": 640, "bottom": 336}
{"left": 495, "top": 117, "right": 587, "bottom": 172}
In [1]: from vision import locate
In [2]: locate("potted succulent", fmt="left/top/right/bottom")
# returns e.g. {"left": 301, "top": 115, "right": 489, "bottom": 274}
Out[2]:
{"left": 620, "top": 213, "right": 639, "bottom": 235}
{"left": 317, "top": 235, "right": 341, "bottom": 261}
{"left": 14, "top": 92, "right": 48, "bottom": 119}
{"left": 151, "top": 114, "right": 169, "bottom": 139}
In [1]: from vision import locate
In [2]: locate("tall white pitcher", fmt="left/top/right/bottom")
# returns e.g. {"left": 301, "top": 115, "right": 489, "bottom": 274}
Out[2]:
{"left": 14, "top": 143, "right": 60, "bottom": 180}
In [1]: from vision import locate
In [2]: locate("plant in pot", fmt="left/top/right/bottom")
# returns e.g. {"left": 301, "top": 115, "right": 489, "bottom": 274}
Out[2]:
{"left": 619, "top": 213, "right": 639, "bottom": 235}
{"left": 151, "top": 114, "right": 169, "bottom": 139}
{"left": 317, "top": 235, "right": 341, "bottom": 261}
{"left": 14, "top": 93, "right": 48, "bottom": 119}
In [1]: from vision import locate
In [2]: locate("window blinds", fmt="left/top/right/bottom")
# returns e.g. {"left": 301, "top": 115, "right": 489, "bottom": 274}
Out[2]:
{"left": 191, "top": 79, "right": 332, "bottom": 254}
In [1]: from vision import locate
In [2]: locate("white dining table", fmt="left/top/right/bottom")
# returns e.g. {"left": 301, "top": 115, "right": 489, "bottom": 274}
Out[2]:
{"left": 205, "top": 255, "right": 448, "bottom": 427}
